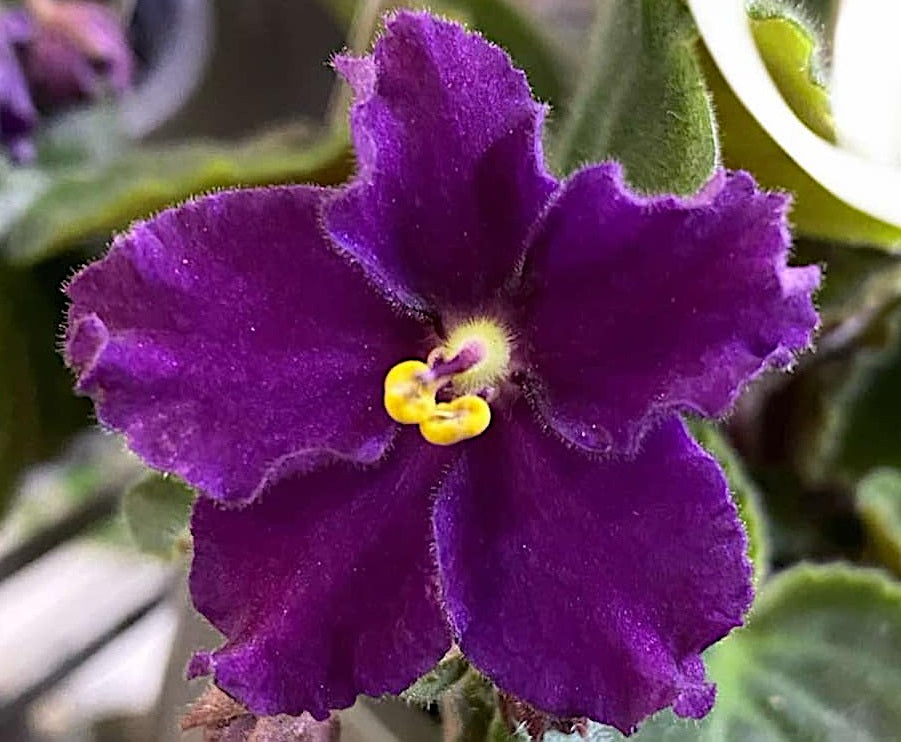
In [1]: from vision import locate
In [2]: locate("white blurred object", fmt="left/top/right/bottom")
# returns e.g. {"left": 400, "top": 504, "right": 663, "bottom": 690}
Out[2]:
{"left": 32, "top": 603, "right": 177, "bottom": 736}
{"left": 121, "top": 0, "right": 213, "bottom": 137}
{"left": 688, "top": 0, "right": 901, "bottom": 229}
{"left": 832, "top": 0, "right": 901, "bottom": 165}
{"left": 0, "top": 542, "right": 174, "bottom": 734}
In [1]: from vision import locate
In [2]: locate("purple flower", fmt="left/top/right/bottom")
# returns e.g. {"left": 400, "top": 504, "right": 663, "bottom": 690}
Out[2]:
{"left": 20, "top": 0, "right": 133, "bottom": 106}
{"left": 0, "top": 0, "right": 131, "bottom": 162}
{"left": 64, "top": 11, "right": 819, "bottom": 735}
{"left": 0, "top": 12, "right": 37, "bottom": 162}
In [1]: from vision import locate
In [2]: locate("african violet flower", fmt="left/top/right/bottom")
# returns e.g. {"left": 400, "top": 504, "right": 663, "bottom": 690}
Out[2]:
{"left": 64, "top": 11, "right": 819, "bottom": 735}
{"left": 0, "top": 0, "right": 131, "bottom": 161}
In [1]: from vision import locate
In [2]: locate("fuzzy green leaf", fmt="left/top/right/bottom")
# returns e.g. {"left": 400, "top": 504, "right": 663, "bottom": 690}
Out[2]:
{"left": 440, "top": 669, "right": 498, "bottom": 742}
{"left": 122, "top": 472, "right": 195, "bottom": 559}
{"left": 592, "top": 564, "right": 901, "bottom": 740}
{"left": 402, "top": 651, "right": 469, "bottom": 707}
{"left": 2, "top": 126, "right": 351, "bottom": 266}
{"left": 857, "top": 469, "right": 901, "bottom": 575}
{"left": 552, "top": 0, "right": 717, "bottom": 194}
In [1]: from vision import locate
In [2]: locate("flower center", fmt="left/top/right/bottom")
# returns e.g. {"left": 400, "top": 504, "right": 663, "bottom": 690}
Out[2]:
{"left": 383, "top": 317, "right": 512, "bottom": 446}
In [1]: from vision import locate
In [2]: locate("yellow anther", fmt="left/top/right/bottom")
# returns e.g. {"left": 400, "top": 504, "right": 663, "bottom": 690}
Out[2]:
{"left": 419, "top": 395, "right": 491, "bottom": 446}
{"left": 384, "top": 360, "right": 437, "bottom": 424}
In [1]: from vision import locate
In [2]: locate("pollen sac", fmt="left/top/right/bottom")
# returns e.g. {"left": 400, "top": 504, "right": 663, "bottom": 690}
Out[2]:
{"left": 419, "top": 395, "right": 491, "bottom": 446}
{"left": 383, "top": 318, "right": 507, "bottom": 445}
{"left": 384, "top": 360, "right": 437, "bottom": 424}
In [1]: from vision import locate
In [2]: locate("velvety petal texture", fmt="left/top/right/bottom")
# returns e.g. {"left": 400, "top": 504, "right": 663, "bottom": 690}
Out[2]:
{"left": 66, "top": 186, "right": 424, "bottom": 504}
{"left": 0, "top": 11, "right": 37, "bottom": 162}
{"left": 433, "top": 404, "right": 752, "bottom": 734}
{"left": 189, "top": 431, "right": 454, "bottom": 719}
{"left": 521, "top": 164, "right": 820, "bottom": 454}
{"left": 325, "top": 10, "right": 557, "bottom": 313}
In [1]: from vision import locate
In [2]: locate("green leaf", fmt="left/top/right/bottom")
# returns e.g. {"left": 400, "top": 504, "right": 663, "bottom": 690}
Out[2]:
{"left": 592, "top": 564, "right": 901, "bottom": 740}
{"left": 35, "top": 105, "right": 129, "bottom": 167}
{"left": 401, "top": 650, "right": 469, "bottom": 706}
{"left": 777, "top": 251, "right": 901, "bottom": 485}
{"left": 688, "top": 421, "right": 770, "bottom": 581}
{"left": 748, "top": 1, "right": 834, "bottom": 141}
{"left": 816, "top": 303, "right": 901, "bottom": 482}
{"left": 0, "top": 269, "right": 42, "bottom": 514}
{"left": 0, "top": 266, "right": 90, "bottom": 515}
{"left": 487, "top": 714, "right": 530, "bottom": 742}
{"left": 0, "top": 162, "right": 52, "bottom": 238}
{"left": 552, "top": 0, "right": 717, "bottom": 195}
{"left": 700, "top": 5, "right": 901, "bottom": 248}
{"left": 122, "top": 472, "right": 195, "bottom": 559}
{"left": 440, "top": 669, "right": 498, "bottom": 742}
{"left": 857, "top": 469, "right": 901, "bottom": 574}
{"left": 3, "top": 125, "right": 351, "bottom": 266}
{"left": 792, "top": 240, "right": 901, "bottom": 326}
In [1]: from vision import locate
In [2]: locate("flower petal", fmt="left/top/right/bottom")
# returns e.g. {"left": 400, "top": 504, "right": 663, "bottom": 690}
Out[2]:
{"left": 23, "top": 27, "right": 104, "bottom": 105}
{"left": 189, "top": 431, "right": 454, "bottom": 719}
{"left": 66, "top": 186, "right": 424, "bottom": 504}
{"left": 324, "top": 10, "right": 556, "bottom": 313}
{"left": 433, "top": 404, "right": 752, "bottom": 734}
{"left": 521, "top": 164, "right": 820, "bottom": 453}
{"left": 47, "top": 0, "right": 133, "bottom": 95}
{"left": 0, "top": 11, "right": 37, "bottom": 162}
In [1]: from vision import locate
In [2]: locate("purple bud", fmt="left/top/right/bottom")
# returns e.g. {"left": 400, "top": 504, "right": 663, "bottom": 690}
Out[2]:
{"left": 20, "top": 0, "right": 132, "bottom": 109}
{"left": 0, "top": 11, "right": 37, "bottom": 162}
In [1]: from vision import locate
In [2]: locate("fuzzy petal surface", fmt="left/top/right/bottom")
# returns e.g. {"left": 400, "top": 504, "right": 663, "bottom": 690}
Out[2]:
{"left": 521, "top": 164, "right": 820, "bottom": 454}
{"left": 433, "top": 404, "right": 752, "bottom": 734}
{"left": 325, "top": 11, "right": 556, "bottom": 313}
{"left": 189, "top": 431, "right": 454, "bottom": 719}
{"left": 66, "top": 186, "right": 423, "bottom": 504}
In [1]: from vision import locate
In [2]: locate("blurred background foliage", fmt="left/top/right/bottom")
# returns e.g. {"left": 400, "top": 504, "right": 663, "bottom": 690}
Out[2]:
{"left": 0, "top": 0, "right": 900, "bottom": 740}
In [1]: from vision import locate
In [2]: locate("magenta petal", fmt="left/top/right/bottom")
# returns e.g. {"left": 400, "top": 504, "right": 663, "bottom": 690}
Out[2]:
{"left": 66, "top": 186, "right": 424, "bottom": 504}
{"left": 432, "top": 404, "right": 752, "bottom": 734}
{"left": 324, "top": 10, "right": 556, "bottom": 313}
{"left": 23, "top": 27, "right": 102, "bottom": 104}
{"left": 0, "top": 11, "right": 37, "bottom": 161}
{"left": 521, "top": 164, "right": 820, "bottom": 453}
{"left": 189, "top": 431, "right": 454, "bottom": 719}
{"left": 56, "top": 1, "right": 133, "bottom": 94}
{"left": 22, "top": 1, "right": 132, "bottom": 106}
